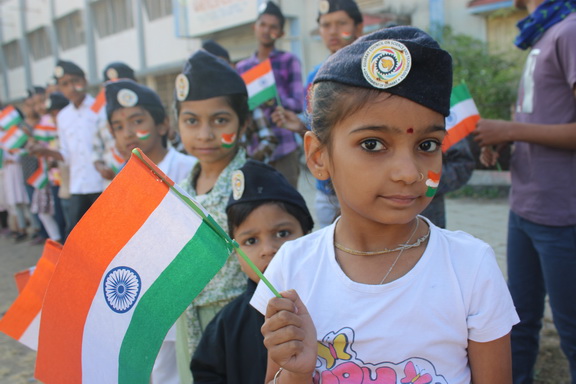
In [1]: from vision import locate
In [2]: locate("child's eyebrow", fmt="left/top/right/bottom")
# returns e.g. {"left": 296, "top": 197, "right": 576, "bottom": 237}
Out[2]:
{"left": 236, "top": 221, "right": 296, "bottom": 238}
{"left": 350, "top": 124, "right": 445, "bottom": 135}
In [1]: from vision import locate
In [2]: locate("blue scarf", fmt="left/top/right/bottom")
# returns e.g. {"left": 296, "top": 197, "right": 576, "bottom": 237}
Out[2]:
{"left": 514, "top": 0, "right": 576, "bottom": 50}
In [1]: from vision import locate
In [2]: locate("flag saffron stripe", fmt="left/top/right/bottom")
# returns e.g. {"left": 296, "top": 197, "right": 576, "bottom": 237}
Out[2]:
{"left": 118, "top": 223, "right": 230, "bottom": 383}
{"left": 241, "top": 59, "right": 273, "bottom": 84}
{"left": 35, "top": 157, "right": 170, "bottom": 384}
{"left": 442, "top": 115, "right": 480, "bottom": 153}
{"left": 91, "top": 89, "right": 106, "bottom": 113}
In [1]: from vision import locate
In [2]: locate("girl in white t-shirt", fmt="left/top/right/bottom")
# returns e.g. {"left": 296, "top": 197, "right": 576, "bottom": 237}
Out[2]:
{"left": 250, "top": 26, "right": 519, "bottom": 384}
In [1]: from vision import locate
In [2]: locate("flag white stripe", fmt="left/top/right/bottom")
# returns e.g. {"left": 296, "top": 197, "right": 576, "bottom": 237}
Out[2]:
{"left": 446, "top": 99, "right": 478, "bottom": 130}
{"left": 81, "top": 191, "right": 203, "bottom": 383}
{"left": 246, "top": 71, "right": 275, "bottom": 97}
{"left": 19, "top": 311, "right": 41, "bottom": 350}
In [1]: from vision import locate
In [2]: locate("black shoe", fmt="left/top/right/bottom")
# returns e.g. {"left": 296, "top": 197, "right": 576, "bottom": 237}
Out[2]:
{"left": 14, "top": 233, "right": 28, "bottom": 243}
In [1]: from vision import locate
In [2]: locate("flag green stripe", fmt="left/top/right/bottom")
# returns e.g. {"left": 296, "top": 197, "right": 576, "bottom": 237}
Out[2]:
{"left": 10, "top": 134, "right": 28, "bottom": 149}
{"left": 1, "top": 116, "right": 22, "bottom": 130}
{"left": 117, "top": 222, "right": 231, "bottom": 383}
{"left": 248, "top": 85, "right": 277, "bottom": 110}
{"left": 450, "top": 84, "right": 472, "bottom": 107}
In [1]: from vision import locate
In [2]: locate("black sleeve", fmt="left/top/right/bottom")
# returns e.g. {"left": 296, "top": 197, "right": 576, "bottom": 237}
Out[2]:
{"left": 190, "top": 312, "right": 227, "bottom": 384}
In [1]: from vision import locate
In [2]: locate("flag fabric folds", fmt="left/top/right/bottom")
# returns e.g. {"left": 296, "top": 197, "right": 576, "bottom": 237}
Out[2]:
{"left": 14, "top": 266, "right": 36, "bottom": 293}
{"left": 0, "top": 105, "right": 23, "bottom": 130}
{"left": 33, "top": 124, "right": 58, "bottom": 142}
{"left": 0, "top": 240, "right": 62, "bottom": 350}
{"left": 35, "top": 148, "right": 235, "bottom": 384}
{"left": 0, "top": 126, "right": 28, "bottom": 150}
{"left": 442, "top": 83, "right": 480, "bottom": 152}
{"left": 27, "top": 159, "right": 48, "bottom": 189}
{"left": 108, "top": 147, "right": 126, "bottom": 174}
{"left": 240, "top": 58, "right": 278, "bottom": 110}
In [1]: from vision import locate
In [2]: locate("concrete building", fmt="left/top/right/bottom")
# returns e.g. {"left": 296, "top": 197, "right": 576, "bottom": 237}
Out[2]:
{"left": 0, "top": 0, "right": 523, "bottom": 107}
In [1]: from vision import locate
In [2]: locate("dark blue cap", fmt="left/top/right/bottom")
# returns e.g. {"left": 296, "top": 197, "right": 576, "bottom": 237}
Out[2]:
{"left": 258, "top": 1, "right": 285, "bottom": 28}
{"left": 103, "top": 62, "right": 136, "bottom": 82}
{"left": 54, "top": 60, "right": 85, "bottom": 79}
{"left": 45, "top": 92, "right": 69, "bottom": 112}
{"left": 313, "top": 26, "right": 453, "bottom": 116}
{"left": 105, "top": 79, "right": 164, "bottom": 121}
{"left": 226, "top": 160, "right": 314, "bottom": 230}
{"left": 27, "top": 86, "right": 46, "bottom": 98}
{"left": 202, "top": 40, "right": 230, "bottom": 62}
{"left": 175, "top": 50, "right": 247, "bottom": 102}
{"left": 317, "top": 0, "right": 363, "bottom": 24}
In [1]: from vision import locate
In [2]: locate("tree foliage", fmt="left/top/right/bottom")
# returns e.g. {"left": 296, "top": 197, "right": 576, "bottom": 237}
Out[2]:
{"left": 440, "top": 27, "right": 526, "bottom": 120}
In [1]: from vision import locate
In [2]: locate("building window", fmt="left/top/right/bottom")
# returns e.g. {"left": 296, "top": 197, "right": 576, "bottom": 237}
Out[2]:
{"left": 28, "top": 27, "right": 53, "bottom": 60}
{"left": 3, "top": 40, "right": 23, "bottom": 69}
{"left": 92, "top": 0, "right": 134, "bottom": 38}
{"left": 56, "top": 11, "right": 86, "bottom": 51}
{"left": 143, "top": 0, "right": 172, "bottom": 21}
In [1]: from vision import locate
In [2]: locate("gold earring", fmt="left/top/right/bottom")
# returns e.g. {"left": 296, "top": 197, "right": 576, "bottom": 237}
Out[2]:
{"left": 419, "top": 172, "right": 424, "bottom": 181}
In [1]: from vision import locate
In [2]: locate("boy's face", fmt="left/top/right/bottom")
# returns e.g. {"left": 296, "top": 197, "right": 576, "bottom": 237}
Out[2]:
{"left": 233, "top": 203, "right": 304, "bottom": 283}
{"left": 110, "top": 106, "right": 167, "bottom": 158}
{"left": 254, "top": 14, "right": 284, "bottom": 47}
{"left": 318, "top": 10, "right": 363, "bottom": 54}
{"left": 57, "top": 74, "right": 86, "bottom": 105}
{"left": 33, "top": 93, "right": 47, "bottom": 116}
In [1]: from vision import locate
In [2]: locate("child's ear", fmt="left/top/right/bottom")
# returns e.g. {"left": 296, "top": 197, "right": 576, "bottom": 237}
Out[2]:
{"left": 157, "top": 117, "right": 170, "bottom": 136}
{"left": 304, "top": 131, "right": 329, "bottom": 180}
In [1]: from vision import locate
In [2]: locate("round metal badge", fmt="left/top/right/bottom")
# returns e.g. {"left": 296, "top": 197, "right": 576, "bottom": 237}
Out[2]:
{"left": 45, "top": 98, "right": 52, "bottom": 109}
{"left": 319, "top": 0, "right": 330, "bottom": 14}
{"left": 106, "top": 67, "right": 119, "bottom": 81}
{"left": 231, "top": 170, "right": 245, "bottom": 201}
{"left": 54, "top": 66, "right": 64, "bottom": 78}
{"left": 361, "top": 40, "right": 412, "bottom": 89}
{"left": 175, "top": 74, "right": 190, "bottom": 102}
{"left": 117, "top": 88, "right": 138, "bottom": 107}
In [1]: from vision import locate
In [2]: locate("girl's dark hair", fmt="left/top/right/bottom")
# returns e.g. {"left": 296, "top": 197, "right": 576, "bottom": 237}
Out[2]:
{"left": 310, "top": 81, "right": 391, "bottom": 152}
{"left": 226, "top": 200, "right": 313, "bottom": 238}
{"left": 174, "top": 93, "right": 250, "bottom": 130}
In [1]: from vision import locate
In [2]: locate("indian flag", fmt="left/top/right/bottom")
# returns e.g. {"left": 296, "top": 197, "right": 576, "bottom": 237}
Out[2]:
{"left": 34, "top": 124, "right": 57, "bottom": 142}
{"left": 241, "top": 58, "right": 278, "bottom": 110}
{"left": 0, "top": 125, "right": 28, "bottom": 150}
{"left": 14, "top": 266, "right": 36, "bottom": 294}
{"left": 442, "top": 83, "right": 480, "bottom": 152}
{"left": 91, "top": 88, "right": 106, "bottom": 114}
{"left": 108, "top": 147, "right": 126, "bottom": 174}
{"left": 0, "top": 105, "right": 22, "bottom": 130}
{"left": 0, "top": 240, "right": 62, "bottom": 350}
{"left": 27, "top": 159, "right": 48, "bottom": 189}
{"left": 35, "top": 149, "right": 235, "bottom": 384}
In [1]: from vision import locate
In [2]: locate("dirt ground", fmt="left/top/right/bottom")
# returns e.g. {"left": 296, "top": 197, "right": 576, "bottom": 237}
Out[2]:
{"left": 0, "top": 228, "right": 571, "bottom": 383}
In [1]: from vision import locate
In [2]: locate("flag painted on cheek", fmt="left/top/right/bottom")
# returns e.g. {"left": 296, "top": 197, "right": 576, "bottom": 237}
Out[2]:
{"left": 34, "top": 149, "right": 236, "bottom": 384}
{"left": 135, "top": 130, "right": 150, "bottom": 140}
{"left": 425, "top": 171, "right": 441, "bottom": 197}
{"left": 221, "top": 133, "right": 237, "bottom": 148}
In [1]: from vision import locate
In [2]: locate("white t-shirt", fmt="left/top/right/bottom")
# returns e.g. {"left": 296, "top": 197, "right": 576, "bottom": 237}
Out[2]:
{"left": 251, "top": 218, "right": 519, "bottom": 383}
{"left": 57, "top": 95, "right": 104, "bottom": 194}
{"left": 157, "top": 147, "right": 197, "bottom": 185}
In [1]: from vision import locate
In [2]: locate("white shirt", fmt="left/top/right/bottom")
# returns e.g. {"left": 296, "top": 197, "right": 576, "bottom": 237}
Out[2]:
{"left": 157, "top": 147, "right": 197, "bottom": 185}
{"left": 57, "top": 95, "right": 104, "bottom": 194}
{"left": 251, "top": 218, "right": 519, "bottom": 383}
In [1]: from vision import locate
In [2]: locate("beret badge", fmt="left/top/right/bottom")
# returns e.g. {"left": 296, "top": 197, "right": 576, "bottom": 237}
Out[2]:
{"left": 54, "top": 66, "right": 64, "bottom": 78}
{"left": 175, "top": 74, "right": 190, "bottom": 102}
{"left": 361, "top": 40, "right": 412, "bottom": 89}
{"left": 231, "top": 170, "right": 245, "bottom": 201}
{"left": 106, "top": 68, "right": 119, "bottom": 81}
{"left": 117, "top": 89, "right": 138, "bottom": 107}
{"left": 319, "top": 0, "right": 330, "bottom": 14}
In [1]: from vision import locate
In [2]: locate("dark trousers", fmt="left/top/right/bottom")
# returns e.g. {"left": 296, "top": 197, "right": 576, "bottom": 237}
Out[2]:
{"left": 507, "top": 211, "right": 576, "bottom": 383}
{"left": 68, "top": 193, "right": 101, "bottom": 238}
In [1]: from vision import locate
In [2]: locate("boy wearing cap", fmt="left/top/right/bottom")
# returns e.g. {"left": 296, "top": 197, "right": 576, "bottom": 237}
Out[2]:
{"left": 105, "top": 79, "right": 196, "bottom": 184}
{"left": 190, "top": 160, "right": 313, "bottom": 383}
{"left": 236, "top": 1, "right": 304, "bottom": 188}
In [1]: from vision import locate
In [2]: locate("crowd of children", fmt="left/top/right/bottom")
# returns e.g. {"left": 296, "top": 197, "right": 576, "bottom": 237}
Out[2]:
{"left": 2, "top": 0, "right": 573, "bottom": 383}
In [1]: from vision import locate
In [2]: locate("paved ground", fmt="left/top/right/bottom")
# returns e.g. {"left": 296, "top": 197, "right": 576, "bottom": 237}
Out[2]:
{"left": 0, "top": 170, "right": 569, "bottom": 383}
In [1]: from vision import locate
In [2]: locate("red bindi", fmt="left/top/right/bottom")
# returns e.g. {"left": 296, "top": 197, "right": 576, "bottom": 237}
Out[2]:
{"left": 407, "top": 128, "right": 414, "bottom": 134}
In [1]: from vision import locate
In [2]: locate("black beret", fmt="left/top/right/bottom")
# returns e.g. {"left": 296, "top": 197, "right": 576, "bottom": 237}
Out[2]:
{"left": 105, "top": 79, "right": 164, "bottom": 121}
{"left": 258, "top": 1, "right": 284, "bottom": 27}
{"left": 45, "top": 92, "right": 69, "bottom": 112}
{"left": 54, "top": 60, "right": 85, "bottom": 79}
{"left": 202, "top": 40, "right": 230, "bottom": 62}
{"left": 27, "top": 86, "right": 46, "bottom": 98}
{"left": 175, "top": 50, "right": 247, "bottom": 102}
{"left": 227, "top": 160, "right": 313, "bottom": 229}
{"left": 313, "top": 26, "right": 453, "bottom": 117}
{"left": 317, "top": 0, "right": 363, "bottom": 25}
{"left": 103, "top": 62, "right": 136, "bottom": 82}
